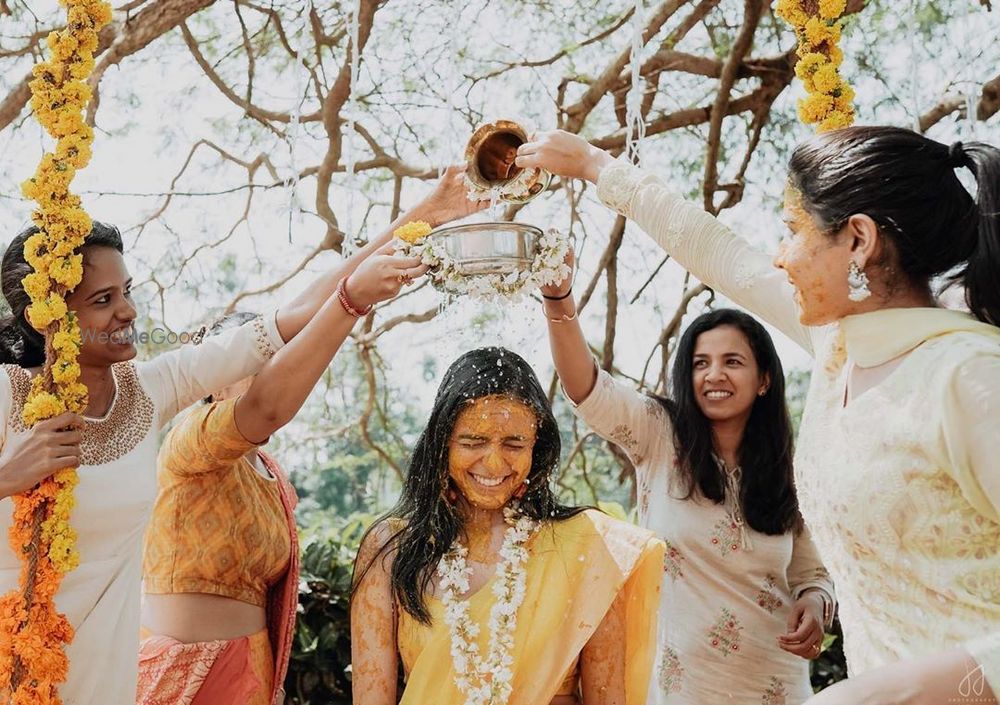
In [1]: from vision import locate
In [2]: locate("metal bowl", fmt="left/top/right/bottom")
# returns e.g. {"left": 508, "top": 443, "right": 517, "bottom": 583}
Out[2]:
{"left": 425, "top": 221, "right": 541, "bottom": 276}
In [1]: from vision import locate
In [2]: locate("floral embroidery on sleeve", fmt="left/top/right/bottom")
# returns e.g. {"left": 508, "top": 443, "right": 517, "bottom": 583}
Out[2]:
{"left": 657, "top": 646, "right": 684, "bottom": 694}
{"left": 709, "top": 518, "right": 742, "bottom": 557}
{"left": 761, "top": 677, "right": 788, "bottom": 705}
{"left": 708, "top": 608, "right": 743, "bottom": 656}
{"left": 755, "top": 574, "right": 784, "bottom": 613}
{"left": 596, "top": 160, "right": 644, "bottom": 216}
{"left": 609, "top": 423, "right": 641, "bottom": 459}
{"left": 663, "top": 540, "right": 685, "bottom": 580}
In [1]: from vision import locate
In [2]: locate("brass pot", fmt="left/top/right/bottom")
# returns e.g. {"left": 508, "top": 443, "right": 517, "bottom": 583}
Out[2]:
{"left": 464, "top": 120, "right": 551, "bottom": 204}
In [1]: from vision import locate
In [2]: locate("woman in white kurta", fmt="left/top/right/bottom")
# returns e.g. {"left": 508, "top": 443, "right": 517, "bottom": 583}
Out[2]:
{"left": 543, "top": 291, "right": 834, "bottom": 703}
{"left": 0, "top": 214, "right": 429, "bottom": 703}
{"left": 516, "top": 127, "right": 1000, "bottom": 704}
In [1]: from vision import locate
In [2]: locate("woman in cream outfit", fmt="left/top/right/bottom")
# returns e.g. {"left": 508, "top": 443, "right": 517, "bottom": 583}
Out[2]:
{"left": 516, "top": 126, "right": 1000, "bottom": 704}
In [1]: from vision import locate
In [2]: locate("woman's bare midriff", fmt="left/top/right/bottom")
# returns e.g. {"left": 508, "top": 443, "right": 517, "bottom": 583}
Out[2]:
{"left": 141, "top": 592, "right": 266, "bottom": 643}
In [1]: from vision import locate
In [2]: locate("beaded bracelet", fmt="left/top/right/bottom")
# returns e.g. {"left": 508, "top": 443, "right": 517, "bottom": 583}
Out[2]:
{"left": 336, "top": 277, "right": 373, "bottom": 318}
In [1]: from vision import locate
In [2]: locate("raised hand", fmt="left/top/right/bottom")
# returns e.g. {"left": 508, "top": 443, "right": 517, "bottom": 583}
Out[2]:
{"left": 515, "top": 130, "right": 616, "bottom": 184}
{"left": 347, "top": 242, "right": 430, "bottom": 309}
{"left": 539, "top": 248, "right": 575, "bottom": 300}
{"left": 0, "top": 412, "right": 84, "bottom": 498}
{"left": 419, "top": 164, "right": 489, "bottom": 227}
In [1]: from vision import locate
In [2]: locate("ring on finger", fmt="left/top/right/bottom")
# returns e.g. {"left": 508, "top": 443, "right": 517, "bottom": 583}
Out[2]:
{"left": 812, "top": 643, "right": 821, "bottom": 655}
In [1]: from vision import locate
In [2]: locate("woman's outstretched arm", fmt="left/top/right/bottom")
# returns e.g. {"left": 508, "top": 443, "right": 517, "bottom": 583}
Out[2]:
{"left": 516, "top": 131, "right": 815, "bottom": 354}
{"left": 274, "top": 165, "right": 482, "bottom": 343}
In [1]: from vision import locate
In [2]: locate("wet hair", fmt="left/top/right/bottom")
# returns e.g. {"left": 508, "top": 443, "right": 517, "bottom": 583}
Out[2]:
{"left": 654, "top": 309, "right": 799, "bottom": 535}
{"left": 0, "top": 222, "right": 124, "bottom": 367}
{"left": 353, "top": 347, "right": 586, "bottom": 624}
{"left": 200, "top": 311, "right": 258, "bottom": 403}
{"left": 788, "top": 125, "right": 1000, "bottom": 325}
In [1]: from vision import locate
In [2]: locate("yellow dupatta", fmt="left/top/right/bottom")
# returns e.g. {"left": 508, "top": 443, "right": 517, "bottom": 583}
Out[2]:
{"left": 397, "top": 509, "right": 664, "bottom": 704}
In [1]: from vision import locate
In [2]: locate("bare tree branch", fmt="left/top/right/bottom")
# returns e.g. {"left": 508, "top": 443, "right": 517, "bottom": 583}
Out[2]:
{"left": 703, "top": 0, "right": 764, "bottom": 214}
{"left": 919, "top": 72, "right": 1000, "bottom": 132}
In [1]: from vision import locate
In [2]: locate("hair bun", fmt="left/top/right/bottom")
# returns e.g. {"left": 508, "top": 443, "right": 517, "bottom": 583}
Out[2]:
{"left": 948, "top": 141, "right": 971, "bottom": 169}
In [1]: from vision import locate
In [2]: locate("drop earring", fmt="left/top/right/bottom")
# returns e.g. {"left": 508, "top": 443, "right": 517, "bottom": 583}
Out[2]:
{"left": 847, "top": 261, "right": 871, "bottom": 302}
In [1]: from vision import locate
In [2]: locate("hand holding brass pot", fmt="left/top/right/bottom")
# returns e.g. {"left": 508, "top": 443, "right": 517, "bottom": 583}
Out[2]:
{"left": 464, "top": 120, "right": 552, "bottom": 204}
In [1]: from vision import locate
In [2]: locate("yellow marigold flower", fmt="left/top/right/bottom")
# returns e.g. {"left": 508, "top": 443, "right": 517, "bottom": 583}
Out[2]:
{"left": 798, "top": 93, "right": 835, "bottom": 124}
{"left": 23, "top": 233, "right": 50, "bottom": 268}
{"left": 828, "top": 44, "right": 844, "bottom": 67}
{"left": 68, "top": 54, "right": 97, "bottom": 81}
{"left": 22, "top": 272, "right": 52, "bottom": 302}
{"left": 819, "top": 110, "right": 854, "bottom": 132}
{"left": 64, "top": 207, "right": 93, "bottom": 236}
{"left": 776, "top": 0, "right": 808, "bottom": 26}
{"left": 57, "top": 133, "right": 93, "bottom": 169}
{"left": 795, "top": 52, "right": 827, "bottom": 80}
{"left": 819, "top": 0, "right": 847, "bottom": 20}
{"left": 52, "top": 359, "right": 81, "bottom": 385}
{"left": 47, "top": 31, "right": 79, "bottom": 62}
{"left": 804, "top": 17, "right": 842, "bottom": 48}
{"left": 27, "top": 295, "right": 68, "bottom": 330}
{"left": 812, "top": 63, "right": 840, "bottom": 94}
{"left": 60, "top": 382, "right": 89, "bottom": 413}
{"left": 52, "top": 330, "right": 81, "bottom": 355}
{"left": 834, "top": 84, "right": 855, "bottom": 112}
{"left": 394, "top": 220, "right": 433, "bottom": 244}
{"left": 49, "top": 254, "right": 83, "bottom": 288}
{"left": 22, "top": 392, "right": 66, "bottom": 426}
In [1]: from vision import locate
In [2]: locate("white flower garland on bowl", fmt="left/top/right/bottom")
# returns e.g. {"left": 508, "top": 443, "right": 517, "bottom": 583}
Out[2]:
{"left": 395, "top": 227, "right": 571, "bottom": 301}
{"left": 436, "top": 505, "right": 540, "bottom": 704}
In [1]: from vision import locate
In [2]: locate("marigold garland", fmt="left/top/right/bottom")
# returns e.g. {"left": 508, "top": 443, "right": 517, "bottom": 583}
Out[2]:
{"left": 0, "top": 1, "right": 111, "bottom": 702}
{"left": 776, "top": 0, "right": 856, "bottom": 132}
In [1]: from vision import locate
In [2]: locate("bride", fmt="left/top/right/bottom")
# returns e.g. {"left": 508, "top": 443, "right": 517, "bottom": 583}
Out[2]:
{"left": 350, "top": 347, "right": 664, "bottom": 705}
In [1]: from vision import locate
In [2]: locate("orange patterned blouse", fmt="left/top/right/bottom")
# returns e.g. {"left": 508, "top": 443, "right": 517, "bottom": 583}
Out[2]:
{"left": 142, "top": 398, "right": 291, "bottom": 607}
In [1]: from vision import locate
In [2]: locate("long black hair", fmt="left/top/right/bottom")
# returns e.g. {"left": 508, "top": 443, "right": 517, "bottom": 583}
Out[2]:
{"left": 788, "top": 125, "right": 1000, "bottom": 325}
{"left": 0, "top": 222, "right": 124, "bottom": 367}
{"left": 353, "top": 347, "right": 585, "bottom": 624}
{"left": 656, "top": 309, "right": 799, "bottom": 536}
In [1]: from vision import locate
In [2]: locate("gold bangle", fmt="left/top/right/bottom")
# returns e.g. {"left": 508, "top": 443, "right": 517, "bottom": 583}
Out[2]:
{"left": 546, "top": 308, "right": 578, "bottom": 324}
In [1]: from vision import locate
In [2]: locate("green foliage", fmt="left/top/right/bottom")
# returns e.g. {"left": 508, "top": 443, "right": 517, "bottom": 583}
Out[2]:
{"left": 285, "top": 513, "right": 376, "bottom": 705}
{"left": 812, "top": 618, "right": 849, "bottom": 691}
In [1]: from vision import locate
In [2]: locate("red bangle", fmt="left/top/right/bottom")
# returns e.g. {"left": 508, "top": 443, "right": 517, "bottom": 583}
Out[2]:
{"left": 336, "top": 277, "right": 373, "bottom": 318}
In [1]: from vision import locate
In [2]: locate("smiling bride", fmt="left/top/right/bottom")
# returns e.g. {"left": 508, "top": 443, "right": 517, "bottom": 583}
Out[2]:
{"left": 350, "top": 347, "right": 664, "bottom": 705}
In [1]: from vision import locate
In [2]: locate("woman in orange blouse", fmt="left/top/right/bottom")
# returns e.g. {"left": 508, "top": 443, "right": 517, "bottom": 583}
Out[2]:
{"left": 138, "top": 168, "right": 483, "bottom": 705}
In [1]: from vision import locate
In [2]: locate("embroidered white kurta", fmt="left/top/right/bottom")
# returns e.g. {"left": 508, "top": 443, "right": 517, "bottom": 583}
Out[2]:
{"left": 574, "top": 367, "right": 833, "bottom": 704}
{"left": 596, "top": 158, "right": 1000, "bottom": 693}
{"left": 0, "top": 314, "right": 283, "bottom": 705}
